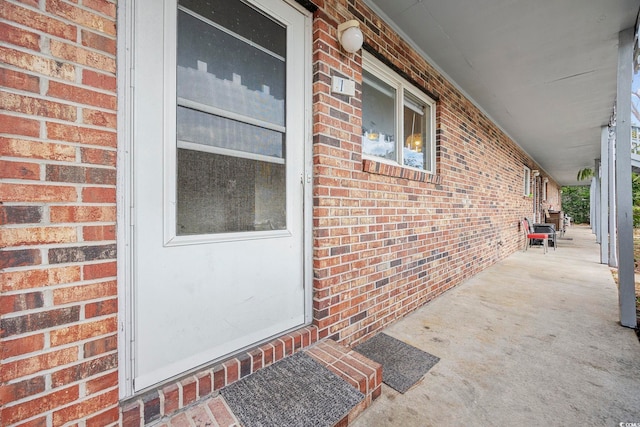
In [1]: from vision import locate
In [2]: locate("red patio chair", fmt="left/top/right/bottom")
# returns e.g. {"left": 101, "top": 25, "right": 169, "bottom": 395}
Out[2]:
{"left": 522, "top": 218, "right": 549, "bottom": 254}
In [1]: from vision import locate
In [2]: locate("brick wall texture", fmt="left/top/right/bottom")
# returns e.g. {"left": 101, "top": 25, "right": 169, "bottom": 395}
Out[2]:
{"left": 309, "top": 0, "right": 560, "bottom": 345}
{"left": 0, "top": 0, "right": 119, "bottom": 425}
{"left": 0, "top": 0, "right": 561, "bottom": 425}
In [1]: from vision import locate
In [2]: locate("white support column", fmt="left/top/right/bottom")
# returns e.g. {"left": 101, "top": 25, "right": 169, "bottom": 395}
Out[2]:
{"left": 594, "top": 159, "right": 601, "bottom": 243}
{"left": 590, "top": 178, "right": 596, "bottom": 234}
{"left": 615, "top": 28, "right": 636, "bottom": 328}
{"left": 609, "top": 123, "right": 618, "bottom": 267}
{"left": 600, "top": 127, "right": 609, "bottom": 265}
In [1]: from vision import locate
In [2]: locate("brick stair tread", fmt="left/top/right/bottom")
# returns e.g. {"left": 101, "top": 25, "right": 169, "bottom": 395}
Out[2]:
{"left": 153, "top": 340, "right": 381, "bottom": 427}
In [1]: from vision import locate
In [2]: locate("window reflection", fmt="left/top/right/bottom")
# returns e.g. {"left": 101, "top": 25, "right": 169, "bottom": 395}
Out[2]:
{"left": 175, "top": 0, "right": 287, "bottom": 235}
{"left": 403, "top": 93, "right": 427, "bottom": 169}
{"left": 362, "top": 70, "right": 396, "bottom": 161}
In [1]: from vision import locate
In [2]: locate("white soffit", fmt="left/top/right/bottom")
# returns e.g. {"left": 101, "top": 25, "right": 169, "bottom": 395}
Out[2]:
{"left": 365, "top": 0, "right": 639, "bottom": 185}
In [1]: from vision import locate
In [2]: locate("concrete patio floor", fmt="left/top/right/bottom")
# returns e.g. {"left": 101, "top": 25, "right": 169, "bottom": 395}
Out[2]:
{"left": 351, "top": 225, "right": 640, "bottom": 426}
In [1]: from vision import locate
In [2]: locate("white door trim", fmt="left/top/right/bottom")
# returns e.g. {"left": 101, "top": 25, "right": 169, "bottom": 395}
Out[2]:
{"left": 116, "top": 0, "right": 135, "bottom": 399}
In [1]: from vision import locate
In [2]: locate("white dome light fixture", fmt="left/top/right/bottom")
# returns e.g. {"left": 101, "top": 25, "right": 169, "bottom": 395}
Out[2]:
{"left": 338, "top": 20, "right": 364, "bottom": 53}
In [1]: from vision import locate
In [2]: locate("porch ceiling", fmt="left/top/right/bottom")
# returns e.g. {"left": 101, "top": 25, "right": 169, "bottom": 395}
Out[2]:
{"left": 364, "top": 0, "right": 638, "bottom": 186}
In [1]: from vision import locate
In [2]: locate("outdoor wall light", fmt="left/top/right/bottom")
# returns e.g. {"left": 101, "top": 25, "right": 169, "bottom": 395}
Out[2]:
{"left": 338, "top": 20, "right": 364, "bottom": 53}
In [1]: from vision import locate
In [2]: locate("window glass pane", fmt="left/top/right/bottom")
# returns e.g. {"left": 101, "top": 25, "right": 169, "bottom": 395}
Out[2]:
{"left": 177, "top": 149, "right": 286, "bottom": 235}
{"left": 177, "top": 107, "right": 284, "bottom": 159}
{"left": 177, "top": 8, "right": 285, "bottom": 126}
{"left": 362, "top": 70, "right": 396, "bottom": 161}
{"left": 423, "top": 103, "right": 432, "bottom": 170}
{"left": 523, "top": 167, "right": 531, "bottom": 195}
{"left": 403, "top": 92, "right": 426, "bottom": 169}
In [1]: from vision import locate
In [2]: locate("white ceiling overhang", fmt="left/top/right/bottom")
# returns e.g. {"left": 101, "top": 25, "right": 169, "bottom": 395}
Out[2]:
{"left": 364, "top": 0, "right": 639, "bottom": 185}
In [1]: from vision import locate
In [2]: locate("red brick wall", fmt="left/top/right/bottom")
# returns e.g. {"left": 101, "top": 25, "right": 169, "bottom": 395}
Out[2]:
{"left": 309, "top": 0, "right": 560, "bottom": 344}
{"left": 0, "top": 0, "right": 119, "bottom": 425}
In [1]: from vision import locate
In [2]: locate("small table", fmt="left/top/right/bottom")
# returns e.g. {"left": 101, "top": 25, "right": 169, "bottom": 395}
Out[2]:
{"left": 533, "top": 223, "right": 557, "bottom": 249}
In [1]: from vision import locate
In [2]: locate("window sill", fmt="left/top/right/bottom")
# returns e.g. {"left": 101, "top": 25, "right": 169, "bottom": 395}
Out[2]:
{"left": 363, "top": 159, "right": 441, "bottom": 184}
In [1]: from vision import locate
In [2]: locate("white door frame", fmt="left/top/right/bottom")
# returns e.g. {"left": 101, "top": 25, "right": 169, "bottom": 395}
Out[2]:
{"left": 116, "top": 0, "right": 313, "bottom": 398}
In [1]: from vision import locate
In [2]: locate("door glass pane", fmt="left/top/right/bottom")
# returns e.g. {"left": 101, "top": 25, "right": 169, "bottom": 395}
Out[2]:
{"left": 403, "top": 92, "right": 426, "bottom": 169}
{"left": 178, "top": 0, "right": 285, "bottom": 58}
{"left": 177, "top": 107, "right": 284, "bottom": 159}
{"left": 177, "top": 7, "right": 285, "bottom": 126}
{"left": 362, "top": 70, "right": 396, "bottom": 161}
{"left": 176, "top": 0, "right": 287, "bottom": 235}
{"left": 177, "top": 149, "right": 286, "bottom": 234}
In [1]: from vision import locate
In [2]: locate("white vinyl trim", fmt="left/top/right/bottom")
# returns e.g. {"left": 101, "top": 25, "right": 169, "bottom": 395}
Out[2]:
{"left": 116, "top": 0, "right": 135, "bottom": 399}
{"left": 300, "top": 2, "right": 314, "bottom": 323}
{"left": 163, "top": 0, "right": 179, "bottom": 246}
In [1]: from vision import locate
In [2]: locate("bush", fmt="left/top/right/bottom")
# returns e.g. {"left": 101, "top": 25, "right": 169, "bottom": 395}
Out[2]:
{"left": 563, "top": 173, "right": 640, "bottom": 226}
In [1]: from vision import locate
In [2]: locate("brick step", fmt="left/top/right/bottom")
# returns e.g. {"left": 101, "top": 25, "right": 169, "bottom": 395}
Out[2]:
{"left": 154, "top": 340, "right": 382, "bottom": 427}
{"left": 306, "top": 340, "right": 383, "bottom": 426}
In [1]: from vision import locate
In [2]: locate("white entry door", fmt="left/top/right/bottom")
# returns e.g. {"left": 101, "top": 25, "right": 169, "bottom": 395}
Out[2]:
{"left": 130, "top": 0, "right": 310, "bottom": 390}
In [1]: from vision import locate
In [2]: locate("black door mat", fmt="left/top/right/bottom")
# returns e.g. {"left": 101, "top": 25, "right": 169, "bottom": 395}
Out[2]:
{"left": 221, "top": 351, "right": 364, "bottom": 427}
{"left": 354, "top": 333, "right": 440, "bottom": 393}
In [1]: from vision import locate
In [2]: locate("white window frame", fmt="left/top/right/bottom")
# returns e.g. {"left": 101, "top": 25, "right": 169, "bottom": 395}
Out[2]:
{"left": 362, "top": 52, "right": 436, "bottom": 174}
{"left": 523, "top": 166, "right": 531, "bottom": 196}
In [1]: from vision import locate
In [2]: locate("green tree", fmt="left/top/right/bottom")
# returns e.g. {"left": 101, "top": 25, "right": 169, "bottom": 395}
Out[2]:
{"left": 576, "top": 167, "right": 593, "bottom": 181}
{"left": 633, "top": 172, "right": 640, "bottom": 204}
{"left": 561, "top": 186, "right": 591, "bottom": 224}
{"left": 570, "top": 172, "right": 640, "bottom": 226}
